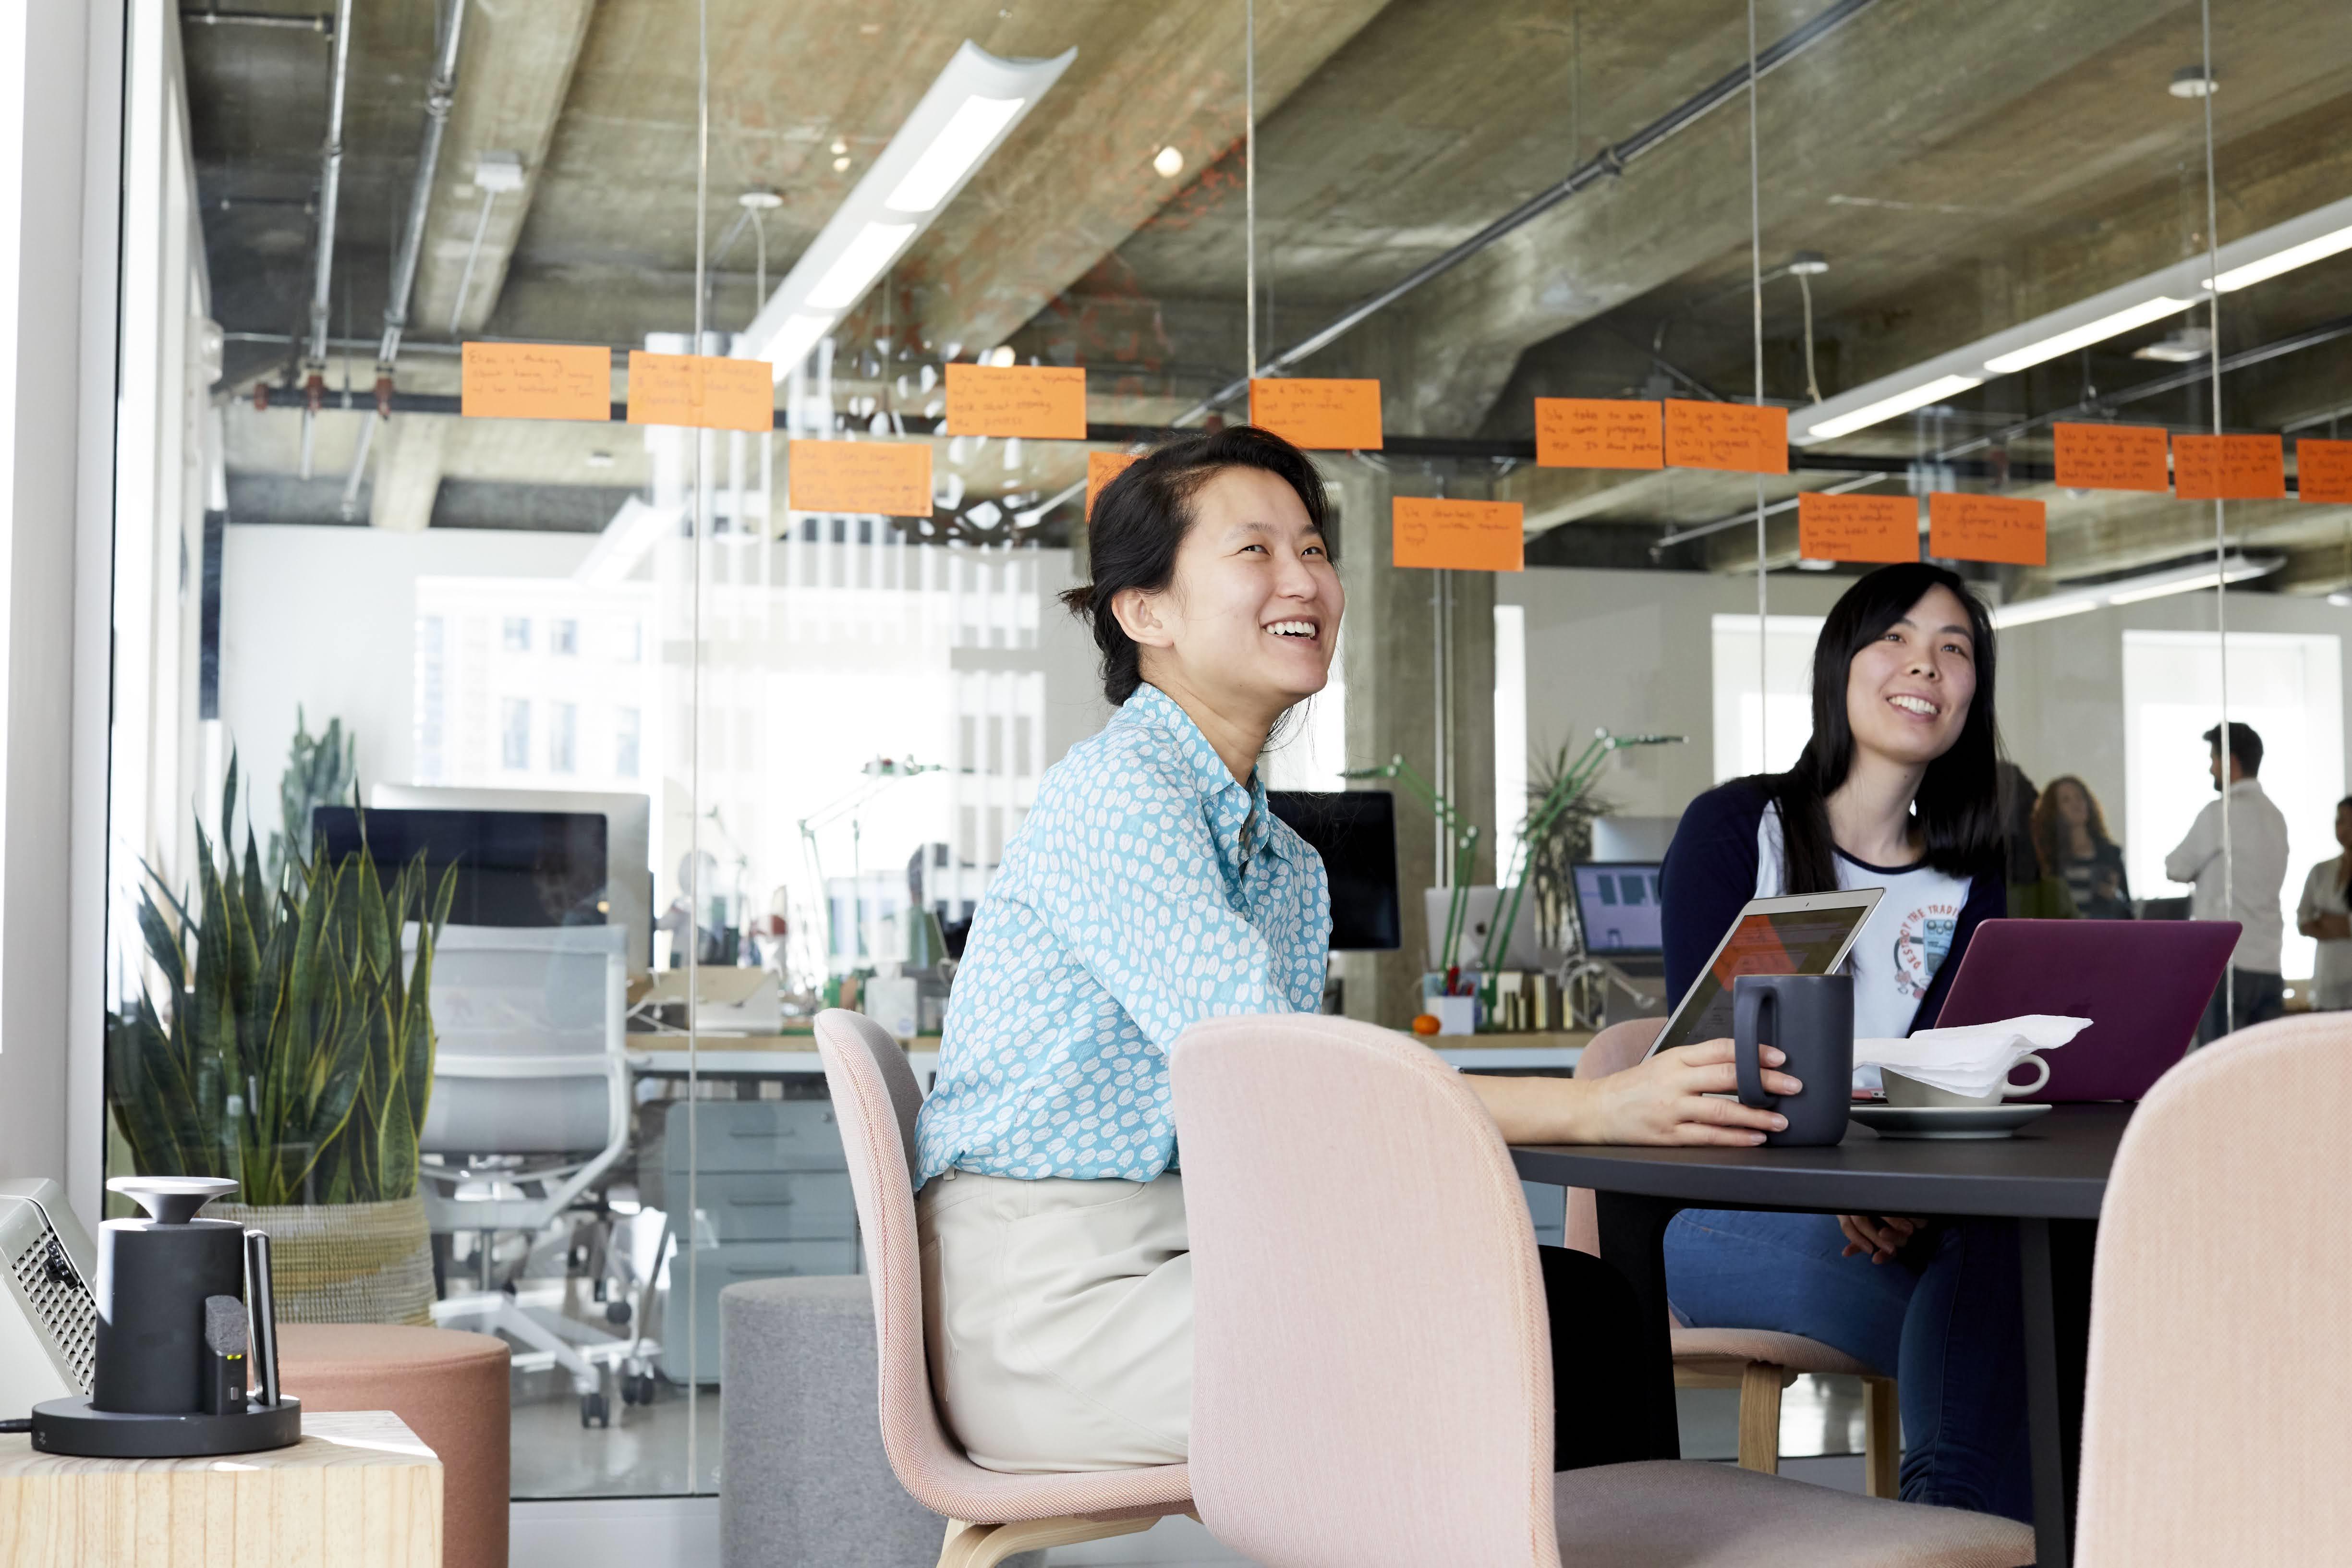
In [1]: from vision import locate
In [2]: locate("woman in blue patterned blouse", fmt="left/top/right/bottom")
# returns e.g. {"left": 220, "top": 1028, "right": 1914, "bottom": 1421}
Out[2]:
{"left": 913, "top": 425, "right": 1799, "bottom": 1475}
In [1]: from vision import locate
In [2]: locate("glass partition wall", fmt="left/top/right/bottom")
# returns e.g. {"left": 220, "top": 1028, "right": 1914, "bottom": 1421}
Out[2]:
{"left": 100, "top": 0, "right": 2352, "bottom": 1506}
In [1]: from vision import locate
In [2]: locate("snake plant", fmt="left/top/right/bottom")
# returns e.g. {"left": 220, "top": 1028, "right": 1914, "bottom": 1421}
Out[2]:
{"left": 108, "top": 758, "right": 456, "bottom": 1206}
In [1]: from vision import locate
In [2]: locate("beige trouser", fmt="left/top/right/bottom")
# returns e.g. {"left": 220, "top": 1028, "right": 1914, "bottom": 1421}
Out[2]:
{"left": 916, "top": 1168, "right": 1191, "bottom": 1473}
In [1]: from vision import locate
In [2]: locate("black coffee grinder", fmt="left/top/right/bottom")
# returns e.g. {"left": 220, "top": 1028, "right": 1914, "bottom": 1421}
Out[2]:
{"left": 30, "top": 1176, "right": 301, "bottom": 1457}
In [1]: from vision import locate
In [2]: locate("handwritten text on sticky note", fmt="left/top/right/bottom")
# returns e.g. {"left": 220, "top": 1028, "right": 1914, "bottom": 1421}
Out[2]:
{"left": 2298, "top": 438, "right": 2352, "bottom": 505}
{"left": 788, "top": 440, "right": 934, "bottom": 518}
{"left": 944, "top": 364, "right": 1087, "bottom": 439}
{"left": 1250, "top": 378, "right": 1384, "bottom": 450}
{"left": 626, "top": 352, "right": 774, "bottom": 432}
{"left": 1928, "top": 493, "right": 2046, "bottom": 566}
{"left": 461, "top": 342, "right": 612, "bottom": 422}
{"left": 1535, "top": 398, "right": 1663, "bottom": 469}
{"left": 1663, "top": 400, "right": 1788, "bottom": 474}
{"left": 2051, "top": 422, "right": 2169, "bottom": 492}
{"left": 2172, "top": 434, "right": 2286, "bottom": 501}
{"left": 1392, "top": 497, "right": 1523, "bottom": 572}
{"left": 1798, "top": 492, "right": 1917, "bottom": 564}
{"left": 1087, "top": 451, "right": 1140, "bottom": 520}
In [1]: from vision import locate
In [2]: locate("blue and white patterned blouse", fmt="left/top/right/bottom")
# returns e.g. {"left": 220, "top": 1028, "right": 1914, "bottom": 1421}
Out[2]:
{"left": 913, "top": 682, "right": 1332, "bottom": 1184}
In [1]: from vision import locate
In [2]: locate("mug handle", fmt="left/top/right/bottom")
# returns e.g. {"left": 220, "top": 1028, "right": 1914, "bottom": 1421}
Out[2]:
{"left": 2005, "top": 1053, "right": 2051, "bottom": 1097}
{"left": 1734, "top": 983, "right": 1776, "bottom": 1109}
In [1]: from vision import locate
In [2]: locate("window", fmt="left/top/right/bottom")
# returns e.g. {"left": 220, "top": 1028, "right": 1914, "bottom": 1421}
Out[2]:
{"left": 1492, "top": 604, "right": 1527, "bottom": 869}
{"left": 501, "top": 616, "right": 532, "bottom": 653}
{"left": 500, "top": 698, "right": 532, "bottom": 770}
{"left": 552, "top": 619, "right": 579, "bottom": 656}
{"left": 2122, "top": 630, "right": 2343, "bottom": 976}
{"left": 618, "top": 620, "right": 643, "bottom": 663}
{"left": 550, "top": 701, "right": 578, "bottom": 774}
{"left": 615, "top": 706, "right": 641, "bottom": 778}
{"left": 1712, "top": 615, "right": 1822, "bottom": 782}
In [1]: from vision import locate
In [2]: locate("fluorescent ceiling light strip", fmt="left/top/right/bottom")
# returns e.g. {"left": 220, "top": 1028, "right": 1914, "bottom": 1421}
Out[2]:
{"left": 886, "top": 96, "right": 1026, "bottom": 213}
{"left": 2207, "top": 223, "right": 2352, "bottom": 292}
{"left": 806, "top": 221, "right": 919, "bottom": 310}
{"left": 1805, "top": 374, "right": 1984, "bottom": 441}
{"left": 764, "top": 314, "right": 834, "bottom": 375}
{"left": 1983, "top": 297, "right": 2195, "bottom": 375}
{"left": 1989, "top": 555, "right": 2279, "bottom": 628}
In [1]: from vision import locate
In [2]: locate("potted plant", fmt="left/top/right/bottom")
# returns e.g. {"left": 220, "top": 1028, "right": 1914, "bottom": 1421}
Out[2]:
{"left": 107, "top": 759, "right": 455, "bottom": 1325}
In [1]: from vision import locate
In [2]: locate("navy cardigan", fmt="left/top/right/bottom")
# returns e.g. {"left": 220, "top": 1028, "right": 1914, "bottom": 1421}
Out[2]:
{"left": 1659, "top": 779, "right": 2006, "bottom": 1037}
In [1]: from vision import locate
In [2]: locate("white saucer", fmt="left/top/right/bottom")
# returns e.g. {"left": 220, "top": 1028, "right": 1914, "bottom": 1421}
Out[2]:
{"left": 1849, "top": 1103, "right": 2052, "bottom": 1140}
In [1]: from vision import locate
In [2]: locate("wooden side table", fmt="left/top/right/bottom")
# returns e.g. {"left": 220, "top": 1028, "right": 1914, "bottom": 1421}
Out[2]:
{"left": 0, "top": 1409, "right": 440, "bottom": 1568}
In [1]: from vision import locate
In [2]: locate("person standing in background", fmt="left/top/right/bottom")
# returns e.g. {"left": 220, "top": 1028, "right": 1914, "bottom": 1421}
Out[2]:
{"left": 2034, "top": 775, "right": 2133, "bottom": 920}
{"left": 2166, "top": 721, "right": 2290, "bottom": 1044}
{"left": 2000, "top": 764, "right": 2077, "bottom": 918}
{"left": 2294, "top": 796, "right": 2352, "bottom": 1011}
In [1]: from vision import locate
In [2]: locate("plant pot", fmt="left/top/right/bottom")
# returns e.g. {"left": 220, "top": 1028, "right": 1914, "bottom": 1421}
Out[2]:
{"left": 214, "top": 1193, "right": 435, "bottom": 1327}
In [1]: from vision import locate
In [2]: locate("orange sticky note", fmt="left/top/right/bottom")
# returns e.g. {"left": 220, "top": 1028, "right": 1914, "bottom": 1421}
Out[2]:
{"left": 787, "top": 440, "right": 934, "bottom": 518}
{"left": 1392, "top": 497, "right": 1523, "bottom": 572}
{"left": 2051, "top": 422, "right": 2169, "bottom": 493}
{"left": 1928, "top": 493, "right": 2046, "bottom": 567}
{"left": 461, "top": 341, "right": 612, "bottom": 422}
{"left": 1534, "top": 398, "right": 1663, "bottom": 469}
{"left": 1250, "top": 378, "right": 1384, "bottom": 450}
{"left": 1798, "top": 493, "right": 1917, "bottom": 564}
{"left": 625, "top": 352, "right": 773, "bottom": 432}
{"left": 1087, "top": 451, "right": 1140, "bottom": 520}
{"left": 2172, "top": 433, "right": 2286, "bottom": 501}
{"left": 2298, "top": 438, "right": 2352, "bottom": 504}
{"left": 1662, "top": 400, "right": 1788, "bottom": 474}
{"left": 944, "top": 364, "right": 1087, "bottom": 439}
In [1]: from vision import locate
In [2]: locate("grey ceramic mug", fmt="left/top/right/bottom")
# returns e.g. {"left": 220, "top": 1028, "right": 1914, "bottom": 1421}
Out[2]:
{"left": 1733, "top": 972, "right": 1855, "bottom": 1147}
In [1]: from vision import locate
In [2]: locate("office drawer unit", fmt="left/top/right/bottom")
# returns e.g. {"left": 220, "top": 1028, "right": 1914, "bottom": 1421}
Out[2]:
{"left": 647, "top": 1097, "right": 860, "bottom": 1384}
{"left": 660, "top": 1240, "right": 862, "bottom": 1384}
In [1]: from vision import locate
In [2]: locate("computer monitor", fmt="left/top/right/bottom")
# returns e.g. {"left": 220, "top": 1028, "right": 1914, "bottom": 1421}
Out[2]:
{"left": 371, "top": 786, "right": 653, "bottom": 969}
{"left": 1571, "top": 862, "right": 1666, "bottom": 956}
{"left": 1267, "top": 790, "right": 1401, "bottom": 951}
{"left": 314, "top": 805, "right": 610, "bottom": 941}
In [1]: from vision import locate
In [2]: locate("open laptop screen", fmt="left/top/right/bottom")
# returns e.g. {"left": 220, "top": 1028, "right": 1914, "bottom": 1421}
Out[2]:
{"left": 1648, "top": 890, "right": 1880, "bottom": 1055}
{"left": 1572, "top": 862, "right": 1664, "bottom": 955}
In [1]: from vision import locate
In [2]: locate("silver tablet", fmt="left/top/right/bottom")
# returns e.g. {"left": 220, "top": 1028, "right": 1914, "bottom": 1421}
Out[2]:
{"left": 1640, "top": 888, "right": 1884, "bottom": 1059}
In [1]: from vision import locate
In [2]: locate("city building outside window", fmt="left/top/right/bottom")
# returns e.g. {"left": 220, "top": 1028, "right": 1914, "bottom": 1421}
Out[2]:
{"left": 500, "top": 698, "right": 532, "bottom": 771}
{"left": 551, "top": 701, "right": 578, "bottom": 774}
{"left": 616, "top": 706, "right": 641, "bottom": 778}
{"left": 553, "top": 618, "right": 579, "bottom": 656}
{"left": 501, "top": 616, "right": 532, "bottom": 654}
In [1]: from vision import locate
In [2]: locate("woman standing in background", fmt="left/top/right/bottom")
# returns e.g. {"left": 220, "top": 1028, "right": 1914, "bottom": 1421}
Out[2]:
{"left": 2033, "top": 775, "right": 2133, "bottom": 920}
{"left": 2295, "top": 796, "right": 2352, "bottom": 1010}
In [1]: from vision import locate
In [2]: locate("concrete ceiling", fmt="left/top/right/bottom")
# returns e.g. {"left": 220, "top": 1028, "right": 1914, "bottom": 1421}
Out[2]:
{"left": 180, "top": 0, "right": 2352, "bottom": 588}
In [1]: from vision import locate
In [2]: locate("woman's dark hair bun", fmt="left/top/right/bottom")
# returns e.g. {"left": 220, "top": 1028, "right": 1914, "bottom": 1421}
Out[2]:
{"left": 1063, "top": 425, "right": 1335, "bottom": 706}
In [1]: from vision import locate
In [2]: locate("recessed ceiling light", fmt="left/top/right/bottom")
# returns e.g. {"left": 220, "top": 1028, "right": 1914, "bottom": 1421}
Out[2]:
{"left": 830, "top": 138, "right": 848, "bottom": 155}
{"left": 739, "top": 189, "right": 782, "bottom": 211}
{"left": 2169, "top": 66, "right": 2218, "bottom": 99}
{"left": 833, "top": 156, "right": 852, "bottom": 172}
{"left": 982, "top": 345, "right": 1017, "bottom": 367}
{"left": 1786, "top": 250, "right": 1829, "bottom": 276}
{"left": 1153, "top": 145, "right": 1185, "bottom": 179}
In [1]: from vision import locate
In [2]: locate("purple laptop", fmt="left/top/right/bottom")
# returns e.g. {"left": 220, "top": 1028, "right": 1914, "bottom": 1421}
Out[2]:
{"left": 1931, "top": 918, "right": 2241, "bottom": 1102}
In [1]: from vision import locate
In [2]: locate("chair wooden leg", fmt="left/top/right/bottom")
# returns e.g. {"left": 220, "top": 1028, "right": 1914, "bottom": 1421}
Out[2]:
{"left": 1735, "top": 1361, "right": 1783, "bottom": 1475}
{"left": 1863, "top": 1375, "right": 1902, "bottom": 1499}
{"left": 937, "top": 1512, "right": 1161, "bottom": 1568}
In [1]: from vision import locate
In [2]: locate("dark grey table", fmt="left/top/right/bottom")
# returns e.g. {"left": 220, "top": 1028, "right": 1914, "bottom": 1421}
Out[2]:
{"left": 1512, "top": 1103, "right": 2130, "bottom": 1568}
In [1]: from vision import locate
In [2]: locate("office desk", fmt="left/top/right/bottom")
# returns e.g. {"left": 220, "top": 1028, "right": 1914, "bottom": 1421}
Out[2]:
{"left": 0, "top": 1410, "right": 441, "bottom": 1567}
{"left": 1513, "top": 1104, "right": 2128, "bottom": 1568}
{"left": 630, "top": 1028, "right": 1587, "bottom": 1081}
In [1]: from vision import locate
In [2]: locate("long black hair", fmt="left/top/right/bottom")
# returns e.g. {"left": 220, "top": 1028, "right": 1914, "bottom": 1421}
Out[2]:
{"left": 1060, "top": 425, "right": 1334, "bottom": 705}
{"left": 1764, "top": 562, "right": 2004, "bottom": 892}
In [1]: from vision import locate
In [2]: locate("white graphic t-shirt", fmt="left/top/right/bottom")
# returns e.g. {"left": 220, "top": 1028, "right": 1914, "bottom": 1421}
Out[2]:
{"left": 1755, "top": 804, "right": 1974, "bottom": 1086}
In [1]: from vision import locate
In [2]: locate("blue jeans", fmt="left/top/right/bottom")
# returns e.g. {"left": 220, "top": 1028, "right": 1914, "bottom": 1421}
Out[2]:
{"left": 1663, "top": 1209, "right": 2033, "bottom": 1521}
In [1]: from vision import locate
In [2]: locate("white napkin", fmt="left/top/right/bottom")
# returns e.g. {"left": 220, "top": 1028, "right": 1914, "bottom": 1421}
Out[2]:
{"left": 1854, "top": 1015, "right": 2090, "bottom": 1097}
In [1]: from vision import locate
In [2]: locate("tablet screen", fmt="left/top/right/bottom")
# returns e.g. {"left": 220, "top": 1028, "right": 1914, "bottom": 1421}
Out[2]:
{"left": 1653, "top": 903, "right": 1871, "bottom": 1052}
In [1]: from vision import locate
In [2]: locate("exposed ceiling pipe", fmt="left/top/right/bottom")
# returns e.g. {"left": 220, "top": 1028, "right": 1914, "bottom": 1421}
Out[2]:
{"left": 1174, "top": 0, "right": 1883, "bottom": 424}
{"left": 340, "top": 0, "right": 468, "bottom": 522}
{"left": 297, "top": 0, "right": 354, "bottom": 479}
{"left": 183, "top": 9, "right": 336, "bottom": 32}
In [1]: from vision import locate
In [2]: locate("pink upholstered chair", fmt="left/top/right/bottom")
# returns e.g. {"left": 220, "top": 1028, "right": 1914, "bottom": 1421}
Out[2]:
{"left": 1569, "top": 1017, "right": 1902, "bottom": 1493}
{"left": 1170, "top": 1014, "right": 2031, "bottom": 1567}
{"left": 812, "top": 1009, "right": 1194, "bottom": 1568}
{"left": 2073, "top": 1012, "right": 2352, "bottom": 1566}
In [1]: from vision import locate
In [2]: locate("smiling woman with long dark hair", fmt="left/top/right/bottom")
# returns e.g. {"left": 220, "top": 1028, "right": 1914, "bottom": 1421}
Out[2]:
{"left": 1658, "top": 562, "right": 2031, "bottom": 1521}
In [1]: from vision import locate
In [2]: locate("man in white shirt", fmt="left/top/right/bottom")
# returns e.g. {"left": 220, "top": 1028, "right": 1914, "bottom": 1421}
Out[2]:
{"left": 2165, "top": 721, "right": 2291, "bottom": 1045}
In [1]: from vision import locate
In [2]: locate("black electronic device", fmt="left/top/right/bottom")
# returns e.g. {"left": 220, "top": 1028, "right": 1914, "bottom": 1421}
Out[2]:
{"left": 30, "top": 1177, "right": 298, "bottom": 1458}
{"left": 1267, "top": 790, "right": 1401, "bottom": 951}
{"left": 313, "top": 805, "right": 608, "bottom": 930}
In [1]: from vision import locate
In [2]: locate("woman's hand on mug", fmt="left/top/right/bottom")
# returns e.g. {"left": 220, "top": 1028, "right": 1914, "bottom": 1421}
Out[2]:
{"left": 1838, "top": 1214, "right": 1920, "bottom": 1264}
{"left": 1589, "top": 1038, "right": 1802, "bottom": 1146}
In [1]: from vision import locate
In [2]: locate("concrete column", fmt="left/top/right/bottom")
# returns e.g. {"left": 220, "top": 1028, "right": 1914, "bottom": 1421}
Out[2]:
{"left": 369, "top": 414, "right": 452, "bottom": 533}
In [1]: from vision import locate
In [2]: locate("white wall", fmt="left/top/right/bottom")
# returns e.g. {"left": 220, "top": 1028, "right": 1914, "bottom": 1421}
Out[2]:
{"left": 219, "top": 526, "right": 596, "bottom": 820}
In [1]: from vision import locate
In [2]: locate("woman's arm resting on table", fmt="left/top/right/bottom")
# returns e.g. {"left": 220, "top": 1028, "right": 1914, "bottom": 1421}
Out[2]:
{"left": 1462, "top": 1039, "right": 1798, "bottom": 1147}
